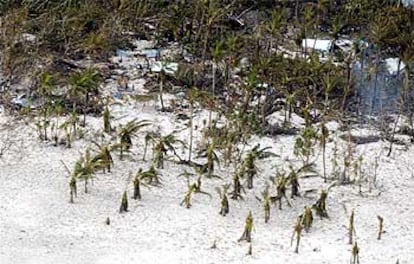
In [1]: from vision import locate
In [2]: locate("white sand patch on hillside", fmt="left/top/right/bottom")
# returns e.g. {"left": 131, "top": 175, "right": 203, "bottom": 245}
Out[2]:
{"left": 1, "top": 80, "right": 414, "bottom": 263}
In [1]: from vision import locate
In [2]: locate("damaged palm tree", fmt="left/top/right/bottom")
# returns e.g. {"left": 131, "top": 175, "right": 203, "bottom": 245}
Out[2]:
{"left": 349, "top": 209, "right": 356, "bottom": 244}
{"left": 247, "top": 243, "right": 252, "bottom": 255}
{"left": 231, "top": 167, "right": 244, "bottom": 200}
{"left": 118, "top": 119, "right": 150, "bottom": 160}
{"left": 73, "top": 149, "right": 103, "bottom": 193}
{"left": 351, "top": 242, "right": 360, "bottom": 264}
{"left": 180, "top": 173, "right": 211, "bottom": 208}
{"left": 238, "top": 211, "right": 254, "bottom": 242}
{"left": 91, "top": 142, "right": 114, "bottom": 173}
{"left": 301, "top": 206, "right": 313, "bottom": 232}
{"left": 270, "top": 173, "right": 291, "bottom": 210}
{"left": 103, "top": 105, "right": 112, "bottom": 133}
{"left": 313, "top": 189, "right": 329, "bottom": 218}
{"left": 294, "top": 125, "right": 317, "bottom": 166}
{"left": 243, "top": 144, "right": 278, "bottom": 189}
{"left": 319, "top": 121, "right": 329, "bottom": 182}
{"left": 144, "top": 131, "right": 186, "bottom": 169}
{"left": 288, "top": 166, "right": 300, "bottom": 198}
{"left": 291, "top": 216, "right": 303, "bottom": 254}
{"left": 244, "top": 152, "right": 257, "bottom": 189}
{"left": 261, "top": 186, "right": 272, "bottom": 223}
{"left": 69, "top": 176, "right": 77, "bottom": 203}
{"left": 119, "top": 190, "right": 128, "bottom": 213}
{"left": 141, "top": 165, "right": 162, "bottom": 185}
{"left": 377, "top": 215, "right": 384, "bottom": 240}
{"left": 59, "top": 114, "right": 77, "bottom": 148}
{"left": 290, "top": 163, "right": 318, "bottom": 198}
{"left": 133, "top": 169, "right": 144, "bottom": 200}
{"left": 216, "top": 185, "right": 230, "bottom": 216}
{"left": 197, "top": 141, "right": 220, "bottom": 176}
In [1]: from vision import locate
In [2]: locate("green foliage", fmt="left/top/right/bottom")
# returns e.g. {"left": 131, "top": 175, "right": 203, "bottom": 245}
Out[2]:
{"left": 180, "top": 171, "right": 211, "bottom": 209}
{"left": 313, "top": 190, "right": 329, "bottom": 218}
{"left": 72, "top": 149, "right": 103, "bottom": 193}
{"left": 301, "top": 206, "right": 313, "bottom": 232}
{"left": 242, "top": 144, "right": 277, "bottom": 189}
{"left": 216, "top": 184, "right": 230, "bottom": 216}
{"left": 238, "top": 211, "right": 253, "bottom": 243}
{"left": 118, "top": 119, "right": 151, "bottom": 160}
{"left": 197, "top": 141, "right": 220, "bottom": 176}
{"left": 294, "top": 126, "right": 317, "bottom": 165}
{"left": 270, "top": 172, "right": 291, "bottom": 210}
{"left": 144, "top": 131, "right": 186, "bottom": 168}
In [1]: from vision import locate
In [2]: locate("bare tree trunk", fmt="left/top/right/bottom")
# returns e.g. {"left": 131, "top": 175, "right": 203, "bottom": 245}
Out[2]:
{"left": 159, "top": 76, "right": 165, "bottom": 111}
{"left": 188, "top": 101, "right": 194, "bottom": 162}
{"left": 208, "top": 64, "right": 215, "bottom": 128}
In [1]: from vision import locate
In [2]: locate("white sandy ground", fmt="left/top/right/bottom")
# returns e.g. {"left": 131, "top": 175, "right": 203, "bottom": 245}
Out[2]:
{"left": 0, "top": 88, "right": 413, "bottom": 264}
{"left": 1, "top": 45, "right": 414, "bottom": 263}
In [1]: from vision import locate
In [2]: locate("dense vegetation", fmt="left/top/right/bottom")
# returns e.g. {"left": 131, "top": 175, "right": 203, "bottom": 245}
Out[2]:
{"left": 1, "top": 1, "right": 413, "bottom": 118}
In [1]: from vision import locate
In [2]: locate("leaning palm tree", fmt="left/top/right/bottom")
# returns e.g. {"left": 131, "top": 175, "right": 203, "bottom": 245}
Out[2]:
{"left": 117, "top": 118, "right": 151, "bottom": 160}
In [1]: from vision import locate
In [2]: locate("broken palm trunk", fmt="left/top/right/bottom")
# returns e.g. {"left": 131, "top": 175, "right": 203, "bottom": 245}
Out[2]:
{"left": 377, "top": 215, "right": 384, "bottom": 240}
{"left": 216, "top": 184, "right": 230, "bottom": 216}
{"left": 291, "top": 217, "right": 303, "bottom": 253}
{"left": 220, "top": 194, "right": 229, "bottom": 216}
{"left": 239, "top": 211, "right": 253, "bottom": 242}
{"left": 271, "top": 176, "right": 291, "bottom": 210}
{"left": 231, "top": 172, "right": 243, "bottom": 200}
{"left": 245, "top": 154, "right": 256, "bottom": 189}
{"left": 313, "top": 190, "right": 329, "bottom": 218}
{"left": 264, "top": 198, "right": 270, "bottom": 223}
{"left": 301, "top": 206, "right": 313, "bottom": 232}
{"left": 133, "top": 170, "right": 142, "bottom": 200}
{"left": 119, "top": 191, "right": 128, "bottom": 213}
{"left": 180, "top": 178, "right": 211, "bottom": 209}
{"left": 103, "top": 106, "right": 111, "bottom": 133}
{"left": 262, "top": 186, "right": 271, "bottom": 223}
{"left": 349, "top": 209, "right": 355, "bottom": 244}
{"left": 289, "top": 168, "right": 300, "bottom": 198}
{"left": 69, "top": 176, "right": 77, "bottom": 203}
{"left": 351, "top": 242, "right": 360, "bottom": 264}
